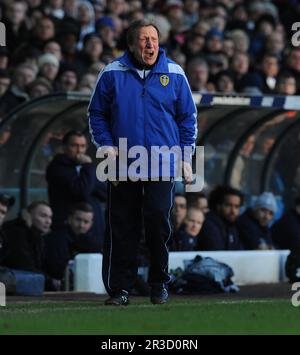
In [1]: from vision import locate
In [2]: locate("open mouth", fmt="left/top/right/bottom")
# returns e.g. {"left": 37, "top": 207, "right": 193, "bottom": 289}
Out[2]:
{"left": 146, "top": 51, "right": 154, "bottom": 57}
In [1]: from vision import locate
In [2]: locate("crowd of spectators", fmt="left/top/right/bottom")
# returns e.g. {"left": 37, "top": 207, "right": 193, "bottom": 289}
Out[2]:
{"left": 0, "top": 130, "right": 106, "bottom": 290}
{"left": 0, "top": 196, "right": 103, "bottom": 290}
{"left": 0, "top": 0, "right": 300, "bottom": 119}
{"left": 171, "top": 186, "right": 300, "bottom": 252}
{"left": 2, "top": 181, "right": 300, "bottom": 292}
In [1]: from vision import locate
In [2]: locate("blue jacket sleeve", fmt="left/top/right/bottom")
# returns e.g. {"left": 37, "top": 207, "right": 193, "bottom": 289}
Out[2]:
{"left": 175, "top": 73, "right": 198, "bottom": 162}
{"left": 88, "top": 69, "right": 114, "bottom": 148}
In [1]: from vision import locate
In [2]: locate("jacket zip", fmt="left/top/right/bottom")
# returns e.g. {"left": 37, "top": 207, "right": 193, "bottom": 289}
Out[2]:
{"left": 142, "top": 69, "right": 147, "bottom": 149}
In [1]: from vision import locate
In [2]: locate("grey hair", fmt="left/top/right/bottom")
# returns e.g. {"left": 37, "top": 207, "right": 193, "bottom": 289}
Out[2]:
{"left": 126, "top": 19, "right": 160, "bottom": 46}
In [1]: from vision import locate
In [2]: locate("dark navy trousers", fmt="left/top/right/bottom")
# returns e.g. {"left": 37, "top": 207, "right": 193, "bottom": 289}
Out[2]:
{"left": 102, "top": 180, "right": 175, "bottom": 296}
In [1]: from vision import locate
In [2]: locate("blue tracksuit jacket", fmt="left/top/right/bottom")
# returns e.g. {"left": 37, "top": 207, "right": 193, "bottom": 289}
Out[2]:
{"left": 88, "top": 48, "right": 197, "bottom": 178}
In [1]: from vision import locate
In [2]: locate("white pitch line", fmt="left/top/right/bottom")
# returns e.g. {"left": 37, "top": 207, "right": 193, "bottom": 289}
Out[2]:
{"left": 0, "top": 299, "right": 284, "bottom": 315}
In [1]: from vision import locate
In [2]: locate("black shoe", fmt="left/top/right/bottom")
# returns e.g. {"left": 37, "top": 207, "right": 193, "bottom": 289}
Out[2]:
{"left": 150, "top": 286, "right": 168, "bottom": 304}
{"left": 104, "top": 291, "right": 129, "bottom": 306}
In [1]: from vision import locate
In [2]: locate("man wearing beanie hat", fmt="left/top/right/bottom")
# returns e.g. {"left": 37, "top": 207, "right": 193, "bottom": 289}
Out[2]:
{"left": 237, "top": 192, "right": 276, "bottom": 250}
{"left": 254, "top": 192, "right": 277, "bottom": 215}
{"left": 38, "top": 53, "right": 60, "bottom": 83}
{"left": 95, "top": 16, "right": 115, "bottom": 33}
{"left": 38, "top": 53, "right": 60, "bottom": 70}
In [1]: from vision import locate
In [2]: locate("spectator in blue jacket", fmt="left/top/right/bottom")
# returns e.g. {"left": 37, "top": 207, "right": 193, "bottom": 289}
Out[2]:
{"left": 197, "top": 186, "right": 243, "bottom": 251}
{"left": 46, "top": 130, "right": 106, "bottom": 250}
{"left": 44, "top": 202, "right": 100, "bottom": 281}
{"left": 88, "top": 19, "right": 197, "bottom": 305}
{"left": 272, "top": 196, "right": 300, "bottom": 250}
{"left": 237, "top": 192, "right": 277, "bottom": 250}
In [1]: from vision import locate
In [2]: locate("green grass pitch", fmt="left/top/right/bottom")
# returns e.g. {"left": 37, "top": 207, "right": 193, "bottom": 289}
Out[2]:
{"left": 0, "top": 297, "right": 300, "bottom": 335}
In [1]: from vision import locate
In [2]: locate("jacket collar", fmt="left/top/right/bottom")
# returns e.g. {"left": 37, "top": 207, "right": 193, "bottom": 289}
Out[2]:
{"left": 118, "top": 48, "right": 169, "bottom": 74}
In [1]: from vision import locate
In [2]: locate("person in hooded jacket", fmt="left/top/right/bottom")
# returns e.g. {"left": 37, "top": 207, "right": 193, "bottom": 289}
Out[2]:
{"left": 237, "top": 192, "right": 277, "bottom": 250}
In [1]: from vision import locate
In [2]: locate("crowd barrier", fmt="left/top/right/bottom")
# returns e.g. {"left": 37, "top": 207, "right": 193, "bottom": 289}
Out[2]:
{"left": 74, "top": 250, "right": 290, "bottom": 294}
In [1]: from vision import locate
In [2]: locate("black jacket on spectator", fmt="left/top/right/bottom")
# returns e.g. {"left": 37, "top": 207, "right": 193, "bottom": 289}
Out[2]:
{"left": 3, "top": 20, "right": 30, "bottom": 54}
{"left": 283, "top": 67, "right": 300, "bottom": 95}
{"left": 73, "top": 52, "right": 96, "bottom": 77}
{"left": 1, "top": 218, "right": 45, "bottom": 273}
{"left": 44, "top": 225, "right": 101, "bottom": 280}
{"left": 239, "top": 70, "right": 274, "bottom": 94}
{"left": 197, "top": 211, "right": 242, "bottom": 251}
{"left": 46, "top": 154, "right": 106, "bottom": 250}
{"left": 271, "top": 209, "right": 300, "bottom": 249}
{"left": 237, "top": 208, "right": 273, "bottom": 249}
{"left": 0, "top": 87, "right": 28, "bottom": 117}
{"left": 0, "top": 230, "right": 5, "bottom": 265}
{"left": 11, "top": 37, "right": 49, "bottom": 65}
{"left": 173, "top": 224, "right": 198, "bottom": 251}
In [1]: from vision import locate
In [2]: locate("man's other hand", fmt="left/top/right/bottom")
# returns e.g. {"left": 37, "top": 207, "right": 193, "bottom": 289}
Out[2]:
{"left": 76, "top": 154, "right": 92, "bottom": 164}
{"left": 182, "top": 161, "right": 193, "bottom": 184}
{"left": 102, "top": 146, "right": 118, "bottom": 161}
